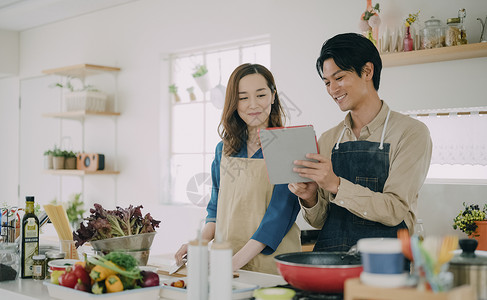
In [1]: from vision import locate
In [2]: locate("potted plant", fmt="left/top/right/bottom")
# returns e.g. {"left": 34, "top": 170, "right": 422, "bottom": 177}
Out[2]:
{"left": 52, "top": 146, "right": 65, "bottom": 170}
{"left": 187, "top": 86, "right": 196, "bottom": 101}
{"left": 43, "top": 149, "right": 53, "bottom": 169}
{"left": 169, "top": 84, "right": 181, "bottom": 103}
{"left": 64, "top": 150, "right": 77, "bottom": 169}
{"left": 192, "top": 64, "right": 211, "bottom": 93}
{"left": 453, "top": 202, "right": 487, "bottom": 250}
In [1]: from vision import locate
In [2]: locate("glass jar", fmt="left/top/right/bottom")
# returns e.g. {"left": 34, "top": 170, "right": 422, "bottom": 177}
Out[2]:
{"left": 0, "top": 243, "right": 20, "bottom": 281}
{"left": 457, "top": 8, "right": 468, "bottom": 44}
{"left": 415, "top": 218, "right": 425, "bottom": 241}
{"left": 422, "top": 16, "right": 446, "bottom": 49}
{"left": 446, "top": 18, "right": 462, "bottom": 46}
{"left": 45, "top": 250, "right": 65, "bottom": 279}
{"left": 32, "top": 254, "right": 46, "bottom": 280}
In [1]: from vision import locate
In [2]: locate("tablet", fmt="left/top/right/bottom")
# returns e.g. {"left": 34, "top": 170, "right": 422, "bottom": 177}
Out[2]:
{"left": 258, "top": 125, "right": 319, "bottom": 185}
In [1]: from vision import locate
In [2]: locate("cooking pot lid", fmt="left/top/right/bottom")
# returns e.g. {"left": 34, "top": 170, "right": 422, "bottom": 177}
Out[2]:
{"left": 450, "top": 239, "right": 487, "bottom": 265}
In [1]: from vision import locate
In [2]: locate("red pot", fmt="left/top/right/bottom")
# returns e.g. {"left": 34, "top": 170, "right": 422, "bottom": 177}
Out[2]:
{"left": 274, "top": 252, "right": 362, "bottom": 293}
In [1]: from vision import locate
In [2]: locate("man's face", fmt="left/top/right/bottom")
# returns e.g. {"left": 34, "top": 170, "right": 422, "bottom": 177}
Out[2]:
{"left": 322, "top": 58, "right": 370, "bottom": 112}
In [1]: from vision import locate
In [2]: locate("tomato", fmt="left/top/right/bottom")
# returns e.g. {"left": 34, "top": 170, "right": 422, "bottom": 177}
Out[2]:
{"left": 72, "top": 264, "right": 90, "bottom": 286}
{"left": 59, "top": 270, "right": 78, "bottom": 288}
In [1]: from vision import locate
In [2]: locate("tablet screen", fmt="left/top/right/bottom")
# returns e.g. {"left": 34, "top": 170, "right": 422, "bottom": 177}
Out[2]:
{"left": 259, "top": 125, "right": 319, "bottom": 184}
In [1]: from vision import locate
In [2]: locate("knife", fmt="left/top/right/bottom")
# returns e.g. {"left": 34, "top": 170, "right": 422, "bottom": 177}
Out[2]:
{"left": 169, "top": 254, "right": 187, "bottom": 275}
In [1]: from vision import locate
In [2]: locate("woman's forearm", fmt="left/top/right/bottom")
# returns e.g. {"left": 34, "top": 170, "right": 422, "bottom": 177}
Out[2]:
{"left": 231, "top": 239, "right": 266, "bottom": 271}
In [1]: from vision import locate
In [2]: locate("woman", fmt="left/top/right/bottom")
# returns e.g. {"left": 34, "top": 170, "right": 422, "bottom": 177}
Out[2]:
{"left": 175, "top": 63, "right": 301, "bottom": 274}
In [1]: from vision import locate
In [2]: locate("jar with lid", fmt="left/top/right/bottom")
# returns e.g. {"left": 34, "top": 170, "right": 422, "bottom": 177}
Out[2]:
{"left": 446, "top": 18, "right": 462, "bottom": 46}
{"left": 45, "top": 250, "right": 65, "bottom": 279}
{"left": 32, "top": 254, "right": 46, "bottom": 280}
{"left": 421, "top": 16, "right": 446, "bottom": 49}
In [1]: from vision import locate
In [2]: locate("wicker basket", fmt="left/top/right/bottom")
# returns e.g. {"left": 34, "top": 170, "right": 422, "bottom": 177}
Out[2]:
{"left": 64, "top": 91, "right": 107, "bottom": 112}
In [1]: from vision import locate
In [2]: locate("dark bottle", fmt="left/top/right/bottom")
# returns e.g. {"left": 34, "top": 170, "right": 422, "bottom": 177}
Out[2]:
{"left": 20, "top": 196, "right": 39, "bottom": 278}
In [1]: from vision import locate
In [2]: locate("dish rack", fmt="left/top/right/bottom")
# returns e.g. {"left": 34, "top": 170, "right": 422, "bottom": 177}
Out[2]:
{"left": 344, "top": 278, "right": 475, "bottom": 300}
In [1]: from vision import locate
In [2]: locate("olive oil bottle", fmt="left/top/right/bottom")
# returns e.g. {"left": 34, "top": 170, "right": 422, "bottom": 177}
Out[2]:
{"left": 20, "top": 196, "right": 39, "bottom": 278}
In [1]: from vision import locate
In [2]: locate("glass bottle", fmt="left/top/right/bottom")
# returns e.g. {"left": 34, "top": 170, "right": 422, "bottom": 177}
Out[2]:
{"left": 403, "top": 26, "right": 414, "bottom": 52}
{"left": 415, "top": 218, "right": 425, "bottom": 241}
{"left": 20, "top": 196, "right": 39, "bottom": 278}
{"left": 458, "top": 8, "right": 467, "bottom": 45}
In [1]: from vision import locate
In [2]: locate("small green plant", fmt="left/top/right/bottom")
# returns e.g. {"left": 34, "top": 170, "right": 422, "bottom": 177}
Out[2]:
{"left": 64, "top": 150, "right": 77, "bottom": 158}
{"left": 52, "top": 146, "right": 64, "bottom": 157}
{"left": 453, "top": 202, "right": 487, "bottom": 236}
{"left": 192, "top": 65, "right": 208, "bottom": 78}
{"left": 49, "top": 77, "right": 99, "bottom": 92}
{"left": 43, "top": 149, "right": 53, "bottom": 156}
{"left": 169, "top": 84, "right": 178, "bottom": 94}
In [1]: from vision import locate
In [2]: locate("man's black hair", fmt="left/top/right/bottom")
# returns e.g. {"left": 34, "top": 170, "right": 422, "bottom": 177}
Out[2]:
{"left": 316, "top": 33, "right": 382, "bottom": 91}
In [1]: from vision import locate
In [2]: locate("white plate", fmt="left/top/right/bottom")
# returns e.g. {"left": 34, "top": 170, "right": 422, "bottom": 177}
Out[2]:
{"left": 43, "top": 281, "right": 160, "bottom": 300}
{"left": 160, "top": 277, "right": 259, "bottom": 300}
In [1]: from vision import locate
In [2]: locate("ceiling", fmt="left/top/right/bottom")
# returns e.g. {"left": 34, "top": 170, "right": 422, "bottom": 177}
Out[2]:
{"left": 0, "top": 0, "right": 139, "bottom": 31}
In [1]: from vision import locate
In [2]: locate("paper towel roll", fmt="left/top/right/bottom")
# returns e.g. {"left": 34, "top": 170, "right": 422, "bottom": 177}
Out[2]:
{"left": 209, "top": 242, "right": 233, "bottom": 299}
{"left": 187, "top": 239, "right": 209, "bottom": 300}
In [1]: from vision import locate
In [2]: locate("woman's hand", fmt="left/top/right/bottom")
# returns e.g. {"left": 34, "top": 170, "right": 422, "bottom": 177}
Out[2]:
{"left": 174, "top": 243, "right": 188, "bottom": 265}
{"left": 293, "top": 153, "right": 340, "bottom": 194}
{"left": 288, "top": 182, "right": 318, "bottom": 208}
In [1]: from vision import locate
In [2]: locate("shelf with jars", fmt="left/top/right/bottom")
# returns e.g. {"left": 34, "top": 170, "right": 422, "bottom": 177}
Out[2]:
{"left": 381, "top": 42, "right": 487, "bottom": 68}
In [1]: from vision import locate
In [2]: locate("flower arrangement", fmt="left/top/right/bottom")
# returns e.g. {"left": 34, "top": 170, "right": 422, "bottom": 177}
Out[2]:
{"left": 359, "top": 2, "right": 381, "bottom": 45}
{"left": 405, "top": 11, "right": 420, "bottom": 27}
{"left": 453, "top": 202, "right": 487, "bottom": 236}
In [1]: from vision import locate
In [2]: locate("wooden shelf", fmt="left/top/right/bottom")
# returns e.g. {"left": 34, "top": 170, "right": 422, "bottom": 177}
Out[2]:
{"left": 42, "top": 64, "right": 120, "bottom": 78}
{"left": 42, "top": 111, "right": 120, "bottom": 120}
{"left": 44, "top": 169, "right": 120, "bottom": 176}
{"left": 382, "top": 43, "right": 487, "bottom": 67}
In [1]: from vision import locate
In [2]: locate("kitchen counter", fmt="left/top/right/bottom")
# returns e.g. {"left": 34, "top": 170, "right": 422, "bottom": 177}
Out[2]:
{"left": 0, "top": 268, "right": 286, "bottom": 300}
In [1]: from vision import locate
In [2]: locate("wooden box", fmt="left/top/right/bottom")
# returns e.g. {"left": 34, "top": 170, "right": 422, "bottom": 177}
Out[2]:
{"left": 344, "top": 278, "right": 476, "bottom": 300}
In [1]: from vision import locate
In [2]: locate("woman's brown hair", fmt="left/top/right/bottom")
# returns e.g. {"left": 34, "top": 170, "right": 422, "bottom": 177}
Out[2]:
{"left": 218, "top": 63, "right": 286, "bottom": 156}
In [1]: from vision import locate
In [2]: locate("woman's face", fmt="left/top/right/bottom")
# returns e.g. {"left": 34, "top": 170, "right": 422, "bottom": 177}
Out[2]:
{"left": 237, "top": 73, "right": 275, "bottom": 130}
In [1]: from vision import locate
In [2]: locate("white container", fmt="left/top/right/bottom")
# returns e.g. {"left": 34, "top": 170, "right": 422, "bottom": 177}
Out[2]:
{"left": 44, "top": 281, "right": 160, "bottom": 300}
{"left": 187, "top": 239, "right": 209, "bottom": 300}
{"left": 63, "top": 91, "right": 107, "bottom": 112}
{"left": 209, "top": 241, "right": 233, "bottom": 299}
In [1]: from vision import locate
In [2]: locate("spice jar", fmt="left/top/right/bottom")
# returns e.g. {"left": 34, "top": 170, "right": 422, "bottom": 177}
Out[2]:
{"left": 45, "top": 251, "right": 65, "bottom": 279}
{"left": 32, "top": 254, "right": 46, "bottom": 280}
{"left": 422, "top": 16, "right": 446, "bottom": 49}
{"left": 446, "top": 18, "right": 462, "bottom": 46}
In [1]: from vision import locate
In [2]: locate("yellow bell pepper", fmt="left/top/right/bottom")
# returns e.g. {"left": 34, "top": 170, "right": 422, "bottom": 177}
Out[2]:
{"left": 89, "top": 262, "right": 117, "bottom": 282}
{"left": 105, "top": 275, "right": 124, "bottom": 293}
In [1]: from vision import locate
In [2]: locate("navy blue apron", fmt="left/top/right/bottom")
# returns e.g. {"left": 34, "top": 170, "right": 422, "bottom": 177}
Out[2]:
{"left": 314, "top": 110, "right": 407, "bottom": 252}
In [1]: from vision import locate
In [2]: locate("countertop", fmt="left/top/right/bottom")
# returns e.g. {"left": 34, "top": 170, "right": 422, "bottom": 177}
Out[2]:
{"left": 0, "top": 253, "right": 287, "bottom": 300}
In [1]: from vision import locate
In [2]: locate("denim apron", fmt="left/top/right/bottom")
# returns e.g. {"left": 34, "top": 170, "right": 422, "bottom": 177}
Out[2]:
{"left": 314, "top": 110, "right": 407, "bottom": 252}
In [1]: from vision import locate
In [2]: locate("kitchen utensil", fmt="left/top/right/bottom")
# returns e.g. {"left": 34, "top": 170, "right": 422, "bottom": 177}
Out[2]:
{"left": 478, "top": 16, "right": 487, "bottom": 42}
{"left": 90, "top": 232, "right": 156, "bottom": 266}
{"left": 397, "top": 229, "right": 413, "bottom": 261}
{"left": 449, "top": 238, "right": 487, "bottom": 300}
{"left": 435, "top": 235, "right": 458, "bottom": 274}
{"left": 210, "top": 58, "right": 226, "bottom": 109}
{"left": 169, "top": 254, "right": 187, "bottom": 275}
{"left": 274, "top": 251, "right": 362, "bottom": 293}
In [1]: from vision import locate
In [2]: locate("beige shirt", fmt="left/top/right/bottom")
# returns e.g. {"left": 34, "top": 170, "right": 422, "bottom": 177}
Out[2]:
{"left": 302, "top": 101, "right": 432, "bottom": 235}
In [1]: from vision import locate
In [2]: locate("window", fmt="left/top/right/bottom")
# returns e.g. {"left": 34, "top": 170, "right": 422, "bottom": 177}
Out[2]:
{"left": 166, "top": 38, "right": 271, "bottom": 205}
{"left": 403, "top": 107, "right": 487, "bottom": 184}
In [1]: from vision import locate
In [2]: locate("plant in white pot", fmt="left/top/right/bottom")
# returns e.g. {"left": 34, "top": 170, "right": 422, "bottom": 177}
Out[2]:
{"left": 52, "top": 146, "right": 65, "bottom": 170}
{"left": 43, "top": 149, "right": 54, "bottom": 169}
{"left": 169, "top": 84, "right": 181, "bottom": 103}
{"left": 192, "top": 64, "right": 211, "bottom": 93}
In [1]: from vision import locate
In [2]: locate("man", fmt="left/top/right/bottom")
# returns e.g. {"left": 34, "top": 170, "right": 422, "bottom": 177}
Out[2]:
{"left": 289, "top": 33, "right": 432, "bottom": 252}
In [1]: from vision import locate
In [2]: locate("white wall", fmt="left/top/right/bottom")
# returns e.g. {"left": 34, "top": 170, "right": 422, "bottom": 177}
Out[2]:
{"left": 0, "top": 29, "right": 18, "bottom": 77}
{"left": 1, "top": 0, "right": 486, "bottom": 254}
